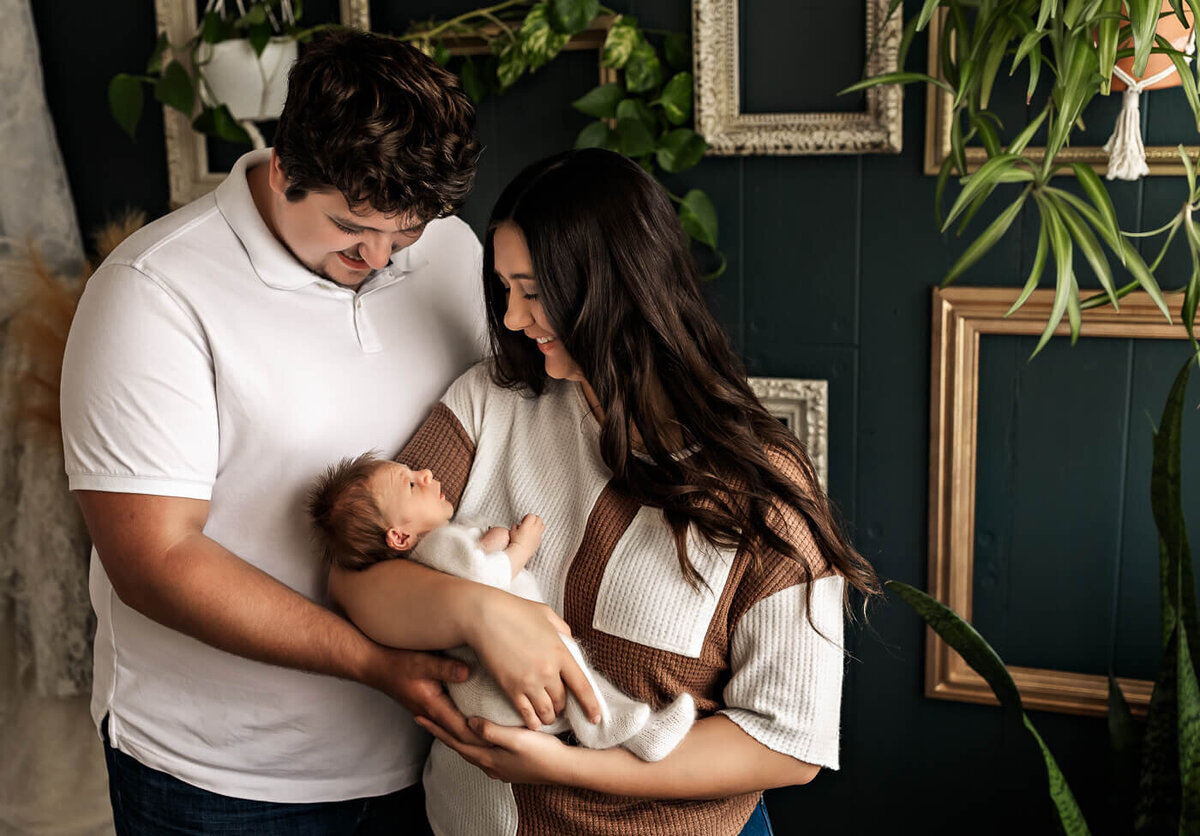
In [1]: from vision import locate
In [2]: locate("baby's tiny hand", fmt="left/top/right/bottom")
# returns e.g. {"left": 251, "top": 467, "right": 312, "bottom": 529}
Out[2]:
{"left": 510, "top": 514, "right": 545, "bottom": 547}
{"left": 478, "top": 526, "right": 512, "bottom": 552}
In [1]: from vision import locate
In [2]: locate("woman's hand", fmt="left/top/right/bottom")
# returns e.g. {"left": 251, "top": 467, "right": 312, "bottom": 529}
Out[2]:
{"left": 416, "top": 716, "right": 580, "bottom": 785}
{"left": 461, "top": 587, "right": 601, "bottom": 730}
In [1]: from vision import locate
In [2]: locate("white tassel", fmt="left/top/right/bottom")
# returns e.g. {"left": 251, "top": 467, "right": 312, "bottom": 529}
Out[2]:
{"left": 1103, "top": 87, "right": 1150, "bottom": 181}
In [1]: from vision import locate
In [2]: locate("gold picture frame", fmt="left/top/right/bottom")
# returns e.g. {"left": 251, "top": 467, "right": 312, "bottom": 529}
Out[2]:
{"left": 923, "top": 9, "right": 1200, "bottom": 175}
{"left": 928, "top": 287, "right": 1195, "bottom": 716}
{"left": 692, "top": 0, "right": 903, "bottom": 155}
{"left": 155, "top": 0, "right": 371, "bottom": 207}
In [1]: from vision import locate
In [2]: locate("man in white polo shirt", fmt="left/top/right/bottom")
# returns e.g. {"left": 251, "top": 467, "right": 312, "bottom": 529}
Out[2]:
{"left": 59, "top": 30, "right": 594, "bottom": 834}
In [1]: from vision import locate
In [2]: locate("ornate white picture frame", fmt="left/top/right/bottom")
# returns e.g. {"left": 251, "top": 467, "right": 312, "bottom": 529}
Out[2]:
{"left": 692, "top": 0, "right": 902, "bottom": 155}
{"left": 748, "top": 377, "right": 828, "bottom": 489}
{"left": 155, "top": 0, "right": 370, "bottom": 207}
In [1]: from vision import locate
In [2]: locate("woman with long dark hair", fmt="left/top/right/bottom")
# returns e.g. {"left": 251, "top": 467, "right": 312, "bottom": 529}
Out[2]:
{"left": 332, "top": 148, "right": 881, "bottom": 835}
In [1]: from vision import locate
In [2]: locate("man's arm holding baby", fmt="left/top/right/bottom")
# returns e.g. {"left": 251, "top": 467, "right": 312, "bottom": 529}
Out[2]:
{"left": 328, "top": 517, "right": 599, "bottom": 730}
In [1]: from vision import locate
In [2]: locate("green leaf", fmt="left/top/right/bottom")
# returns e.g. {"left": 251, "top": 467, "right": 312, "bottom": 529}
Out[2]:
{"left": 1008, "top": 106, "right": 1050, "bottom": 155}
{"left": 1138, "top": 624, "right": 1183, "bottom": 831}
{"left": 1038, "top": 0, "right": 1056, "bottom": 29}
{"left": 944, "top": 191, "right": 1027, "bottom": 285}
{"left": 154, "top": 60, "right": 194, "bottom": 117}
{"left": 979, "top": 20, "right": 1011, "bottom": 110}
{"left": 1054, "top": 197, "right": 1118, "bottom": 309}
{"left": 572, "top": 82, "right": 623, "bottom": 118}
{"left": 1021, "top": 716, "right": 1092, "bottom": 835}
{"left": 1157, "top": 33, "right": 1200, "bottom": 131}
{"left": 497, "top": 41, "right": 527, "bottom": 90}
{"left": 238, "top": 3, "right": 268, "bottom": 27}
{"left": 886, "top": 580, "right": 1024, "bottom": 710}
{"left": 602, "top": 16, "right": 639, "bottom": 69}
{"left": 460, "top": 58, "right": 486, "bottom": 103}
{"left": 942, "top": 154, "right": 1021, "bottom": 232}
{"left": 1097, "top": 0, "right": 1122, "bottom": 92}
{"left": 660, "top": 72, "right": 693, "bottom": 125}
{"left": 1184, "top": 145, "right": 1198, "bottom": 196}
{"left": 574, "top": 119, "right": 614, "bottom": 150}
{"left": 916, "top": 0, "right": 942, "bottom": 31}
{"left": 1178, "top": 621, "right": 1200, "bottom": 831}
{"left": 1118, "top": 237, "right": 1173, "bottom": 321}
{"left": 248, "top": 21, "right": 271, "bottom": 57}
{"left": 202, "top": 11, "right": 224, "bottom": 44}
{"left": 624, "top": 40, "right": 663, "bottom": 93}
{"left": 840, "top": 71, "right": 954, "bottom": 97}
{"left": 679, "top": 188, "right": 718, "bottom": 249}
{"left": 520, "top": 3, "right": 571, "bottom": 72}
{"left": 1007, "top": 222, "right": 1049, "bottom": 317}
{"left": 548, "top": 0, "right": 598, "bottom": 35}
{"left": 1070, "top": 163, "right": 1125, "bottom": 264}
{"left": 664, "top": 33, "right": 690, "bottom": 72}
{"left": 617, "top": 97, "right": 656, "bottom": 131}
{"left": 615, "top": 117, "right": 655, "bottom": 157}
{"left": 1032, "top": 194, "right": 1074, "bottom": 357}
{"left": 192, "top": 104, "right": 251, "bottom": 145}
{"left": 146, "top": 32, "right": 170, "bottom": 75}
{"left": 433, "top": 40, "right": 451, "bottom": 67}
{"left": 108, "top": 73, "right": 145, "bottom": 139}
{"left": 656, "top": 127, "right": 707, "bottom": 173}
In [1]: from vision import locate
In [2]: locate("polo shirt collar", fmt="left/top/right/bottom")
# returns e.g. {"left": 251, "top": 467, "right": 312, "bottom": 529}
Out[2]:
{"left": 214, "top": 149, "right": 431, "bottom": 293}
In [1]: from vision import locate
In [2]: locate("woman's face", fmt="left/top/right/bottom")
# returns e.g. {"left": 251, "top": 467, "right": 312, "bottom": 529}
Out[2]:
{"left": 493, "top": 221, "right": 585, "bottom": 383}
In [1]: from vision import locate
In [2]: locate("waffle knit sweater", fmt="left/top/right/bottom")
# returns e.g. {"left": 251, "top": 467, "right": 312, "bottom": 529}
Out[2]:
{"left": 403, "top": 363, "right": 845, "bottom": 836}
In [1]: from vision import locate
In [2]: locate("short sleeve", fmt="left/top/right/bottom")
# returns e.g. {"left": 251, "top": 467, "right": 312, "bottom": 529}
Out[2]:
{"left": 60, "top": 263, "right": 217, "bottom": 499}
{"left": 719, "top": 574, "right": 845, "bottom": 769}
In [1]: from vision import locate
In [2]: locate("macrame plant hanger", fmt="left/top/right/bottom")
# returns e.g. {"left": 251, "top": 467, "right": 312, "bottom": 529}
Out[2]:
{"left": 199, "top": 0, "right": 296, "bottom": 149}
{"left": 1103, "top": 24, "right": 1196, "bottom": 181}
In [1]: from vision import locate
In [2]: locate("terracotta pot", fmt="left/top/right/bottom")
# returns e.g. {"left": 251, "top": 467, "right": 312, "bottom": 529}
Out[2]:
{"left": 1110, "top": 0, "right": 1194, "bottom": 91}
{"left": 197, "top": 37, "right": 298, "bottom": 121}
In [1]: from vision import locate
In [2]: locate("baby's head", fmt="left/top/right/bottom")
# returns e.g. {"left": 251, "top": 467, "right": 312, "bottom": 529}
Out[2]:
{"left": 308, "top": 452, "right": 454, "bottom": 570}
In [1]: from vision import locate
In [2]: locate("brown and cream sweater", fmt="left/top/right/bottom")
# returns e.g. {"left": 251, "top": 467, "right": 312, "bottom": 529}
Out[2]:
{"left": 401, "top": 363, "right": 845, "bottom": 836}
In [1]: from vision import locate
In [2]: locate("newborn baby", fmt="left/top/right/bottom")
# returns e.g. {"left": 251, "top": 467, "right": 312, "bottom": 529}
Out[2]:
{"left": 308, "top": 452, "right": 695, "bottom": 761}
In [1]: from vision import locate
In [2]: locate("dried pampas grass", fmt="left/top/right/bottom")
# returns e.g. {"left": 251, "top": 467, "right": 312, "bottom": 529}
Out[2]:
{"left": 5, "top": 209, "right": 146, "bottom": 441}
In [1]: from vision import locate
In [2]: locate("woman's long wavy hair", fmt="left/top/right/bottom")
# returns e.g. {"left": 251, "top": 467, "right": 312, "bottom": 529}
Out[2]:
{"left": 482, "top": 149, "right": 881, "bottom": 619}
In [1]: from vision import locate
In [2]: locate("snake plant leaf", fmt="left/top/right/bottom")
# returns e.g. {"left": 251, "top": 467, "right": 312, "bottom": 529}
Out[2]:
{"left": 547, "top": 0, "right": 598, "bottom": 36}
{"left": 1152, "top": 358, "right": 1197, "bottom": 658}
{"left": 1007, "top": 221, "right": 1050, "bottom": 317}
{"left": 1137, "top": 625, "right": 1183, "bottom": 832}
{"left": 1023, "top": 716, "right": 1092, "bottom": 836}
{"left": 108, "top": 74, "right": 145, "bottom": 139}
{"left": 942, "top": 154, "right": 1021, "bottom": 232}
{"left": 885, "top": 581, "right": 1024, "bottom": 711}
{"left": 572, "top": 82, "right": 623, "bottom": 118}
{"left": 1108, "top": 675, "right": 1142, "bottom": 831}
{"left": 1179, "top": 622, "right": 1200, "bottom": 831}
{"left": 1110, "top": 675, "right": 1141, "bottom": 758}
{"left": 154, "top": 60, "right": 195, "bottom": 118}
{"left": 944, "top": 191, "right": 1028, "bottom": 285}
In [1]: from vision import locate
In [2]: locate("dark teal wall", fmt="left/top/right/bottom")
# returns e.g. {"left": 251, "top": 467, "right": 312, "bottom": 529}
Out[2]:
{"left": 32, "top": 1, "right": 1200, "bottom": 832}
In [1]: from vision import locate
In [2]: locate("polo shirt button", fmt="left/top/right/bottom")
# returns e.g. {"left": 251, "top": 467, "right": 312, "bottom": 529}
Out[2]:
{"left": 356, "top": 300, "right": 362, "bottom": 309}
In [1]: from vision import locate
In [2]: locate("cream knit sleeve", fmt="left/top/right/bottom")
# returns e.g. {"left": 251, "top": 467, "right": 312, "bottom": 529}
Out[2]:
{"left": 719, "top": 574, "right": 845, "bottom": 770}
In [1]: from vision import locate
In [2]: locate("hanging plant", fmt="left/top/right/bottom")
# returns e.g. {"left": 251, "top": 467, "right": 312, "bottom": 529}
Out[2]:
{"left": 108, "top": 0, "right": 333, "bottom": 146}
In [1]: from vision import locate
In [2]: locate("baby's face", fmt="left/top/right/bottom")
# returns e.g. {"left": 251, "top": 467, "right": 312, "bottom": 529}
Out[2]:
{"left": 369, "top": 461, "right": 454, "bottom": 539}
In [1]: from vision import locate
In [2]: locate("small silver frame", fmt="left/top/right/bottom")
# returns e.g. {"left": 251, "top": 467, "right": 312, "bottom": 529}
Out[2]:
{"left": 748, "top": 377, "right": 829, "bottom": 489}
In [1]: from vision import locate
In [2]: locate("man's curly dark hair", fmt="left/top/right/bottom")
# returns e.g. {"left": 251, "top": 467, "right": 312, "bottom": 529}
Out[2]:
{"left": 273, "top": 29, "right": 481, "bottom": 221}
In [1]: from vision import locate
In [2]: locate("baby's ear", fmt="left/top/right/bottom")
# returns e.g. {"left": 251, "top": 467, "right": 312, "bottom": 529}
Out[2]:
{"left": 386, "top": 527, "right": 412, "bottom": 552}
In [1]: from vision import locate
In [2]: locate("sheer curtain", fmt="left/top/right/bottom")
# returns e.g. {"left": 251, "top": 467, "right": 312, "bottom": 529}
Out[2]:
{"left": 0, "top": 0, "right": 112, "bottom": 832}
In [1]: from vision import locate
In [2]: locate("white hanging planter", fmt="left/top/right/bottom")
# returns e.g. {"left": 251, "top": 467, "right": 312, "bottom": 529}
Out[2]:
{"left": 198, "top": 36, "right": 297, "bottom": 122}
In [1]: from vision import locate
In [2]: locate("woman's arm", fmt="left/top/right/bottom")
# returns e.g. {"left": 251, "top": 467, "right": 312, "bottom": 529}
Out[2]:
{"left": 330, "top": 558, "right": 601, "bottom": 730}
{"left": 416, "top": 713, "right": 819, "bottom": 798}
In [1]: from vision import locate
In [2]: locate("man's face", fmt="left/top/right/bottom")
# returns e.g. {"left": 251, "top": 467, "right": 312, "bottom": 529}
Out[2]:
{"left": 267, "top": 153, "right": 427, "bottom": 288}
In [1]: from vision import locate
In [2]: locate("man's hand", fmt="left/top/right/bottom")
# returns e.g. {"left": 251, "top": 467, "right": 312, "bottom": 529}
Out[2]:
{"left": 361, "top": 646, "right": 487, "bottom": 745}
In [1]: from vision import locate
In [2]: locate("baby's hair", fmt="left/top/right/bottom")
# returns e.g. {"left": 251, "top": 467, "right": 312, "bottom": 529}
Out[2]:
{"left": 307, "top": 451, "right": 401, "bottom": 571}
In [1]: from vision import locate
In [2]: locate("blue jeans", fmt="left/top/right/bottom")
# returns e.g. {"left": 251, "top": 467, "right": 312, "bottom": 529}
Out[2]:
{"left": 101, "top": 719, "right": 431, "bottom": 835}
{"left": 738, "top": 796, "right": 775, "bottom": 836}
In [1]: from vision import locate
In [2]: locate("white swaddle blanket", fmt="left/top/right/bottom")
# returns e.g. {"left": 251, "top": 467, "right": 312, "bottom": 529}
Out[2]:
{"left": 410, "top": 522, "right": 694, "bottom": 761}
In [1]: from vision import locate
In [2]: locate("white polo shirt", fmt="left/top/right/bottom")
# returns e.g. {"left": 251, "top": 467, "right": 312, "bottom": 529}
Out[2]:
{"left": 60, "top": 150, "right": 486, "bottom": 802}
